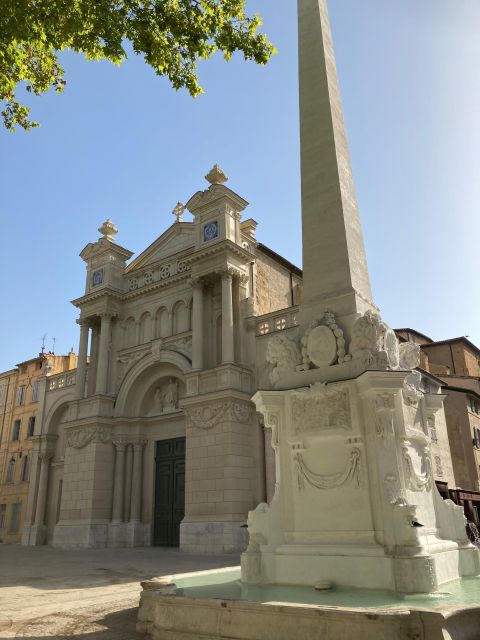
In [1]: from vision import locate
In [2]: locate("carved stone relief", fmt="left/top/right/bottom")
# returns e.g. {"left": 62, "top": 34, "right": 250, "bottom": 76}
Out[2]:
{"left": 290, "top": 384, "right": 351, "bottom": 436}
{"left": 184, "top": 399, "right": 254, "bottom": 430}
{"left": 266, "top": 334, "right": 300, "bottom": 386}
{"left": 293, "top": 447, "right": 362, "bottom": 492}
{"left": 372, "top": 392, "right": 396, "bottom": 439}
{"left": 66, "top": 425, "right": 112, "bottom": 449}
{"left": 150, "top": 378, "right": 179, "bottom": 415}
{"left": 402, "top": 442, "right": 432, "bottom": 492}
{"left": 300, "top": 312, "right": 349, "bottom": 370}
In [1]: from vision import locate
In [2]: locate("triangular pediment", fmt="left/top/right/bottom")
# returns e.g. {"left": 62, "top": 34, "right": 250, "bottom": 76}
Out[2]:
{"left": 126, "top": 222, "right": 195, "bottom": 273}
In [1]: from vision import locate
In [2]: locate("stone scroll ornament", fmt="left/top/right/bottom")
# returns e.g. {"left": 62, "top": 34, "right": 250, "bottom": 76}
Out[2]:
{"left": 293, "top": 447, "right": 362, "bottom": 492}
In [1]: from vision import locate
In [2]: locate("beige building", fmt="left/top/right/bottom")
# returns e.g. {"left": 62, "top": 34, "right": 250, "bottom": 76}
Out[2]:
{"left": 0, "top": 352, "right": 76, "bottom": 544}
{"left": 0, "top": 368, "right": 18, "bottom": 542}
{"left": 396, "top": 329, "right": 480, "bottom": 525}
{"left": 21, "top": 167, "right": 304, "bottom": 550}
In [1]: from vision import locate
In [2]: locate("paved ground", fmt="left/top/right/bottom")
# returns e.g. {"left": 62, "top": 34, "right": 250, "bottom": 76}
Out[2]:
{"left": 0, "top": 546, "right": 239, "bottom": 639}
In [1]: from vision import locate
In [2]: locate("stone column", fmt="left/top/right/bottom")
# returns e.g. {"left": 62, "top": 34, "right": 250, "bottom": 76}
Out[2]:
{"left": 130, "top": 441, "right": 146, "bottom": 522}
{"left": 111, "top": 441, "right": 126, "bottom": 523}
{"left": 96, "top": 314, "right": 112, "bottom": 395}
{"left": 76, "top": 320, "right": 90, "bottom": 400}
{"left": 221, "top": 271, "right": 234, "bottom": 363}
{"left": 87, "top": 325, "right": 100, "bottom": 396}
{"left": 124, "top": 444, "right": 133, "bottom": 522}
{"left": 34, "top": 453, "right": 52, "bottom": 527}
{"left": 191, "top": 279, "right": 204, "bottom": 370}
{"left": 168, "top": 310, "right": 174, "bottom": 336}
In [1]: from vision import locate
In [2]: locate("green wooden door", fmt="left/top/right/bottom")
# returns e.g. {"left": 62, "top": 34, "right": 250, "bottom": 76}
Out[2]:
{"left": 153, "top": 437, "right": 185, "bottom": 546}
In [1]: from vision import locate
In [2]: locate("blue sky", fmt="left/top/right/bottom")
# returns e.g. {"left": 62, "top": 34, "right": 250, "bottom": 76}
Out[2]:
{"left": 1, "top": 0, "right": 479, "bottom": 370}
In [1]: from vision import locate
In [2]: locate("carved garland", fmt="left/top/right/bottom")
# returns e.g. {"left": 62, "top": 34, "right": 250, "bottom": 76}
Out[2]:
{"left": 66, "top": 426, "right": 112, "bottom": 449}
{"left": 293, "top": 447, "right": 362, "bottom": 492}
{"left": 184, "top": 400, "right": 254, "bottom": 430}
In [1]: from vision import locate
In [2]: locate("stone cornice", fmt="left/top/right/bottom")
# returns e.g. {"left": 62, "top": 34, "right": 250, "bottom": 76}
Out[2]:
{"left": 185, "top": 239, "right": 255, "bottom": 266}
{"left": 71, "top": 288, "right": 123, "bottom": 308}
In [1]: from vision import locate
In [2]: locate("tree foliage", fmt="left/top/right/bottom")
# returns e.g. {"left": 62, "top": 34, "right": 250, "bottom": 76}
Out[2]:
{"left": 0, "top": 0, "right": 274, "bottom": 131}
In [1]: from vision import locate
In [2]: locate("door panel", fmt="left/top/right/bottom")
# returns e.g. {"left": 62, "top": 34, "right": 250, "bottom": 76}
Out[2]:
{"left": 154, "top": 438, "right": 185, "bottom": 547}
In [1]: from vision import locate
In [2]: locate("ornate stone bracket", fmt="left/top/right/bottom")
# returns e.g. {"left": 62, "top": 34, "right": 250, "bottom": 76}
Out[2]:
{"left": 372, "top": 392, "right": 396, "bottom": 439}
{"left": 402, "top": 444, "right": 432, "bottom": 492}
{"left": 66, "top": 425, "right": 112, "bottom": 449}
{"left": 293, "top": 447, "right": 362, "bottom": 492}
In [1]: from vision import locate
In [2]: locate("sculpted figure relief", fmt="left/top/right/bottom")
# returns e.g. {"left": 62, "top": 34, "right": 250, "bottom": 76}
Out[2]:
{"left": 151, "top": 378, "right": 179, "bottom": 415}
{"left": 349, "top": 310, "right": 399, "bottom": 370}
{"left": 163, "top": 378, "right": 178, "bottom": 412}
{"left": 399, "top": 341, "right": 421, "bottom": 370}
{"left": 266, "top": 334, "right": 300, "bottom": 386}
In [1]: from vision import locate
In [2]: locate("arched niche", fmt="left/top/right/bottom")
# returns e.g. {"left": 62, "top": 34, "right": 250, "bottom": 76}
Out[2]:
{"left": 173, "top": 300, "right": 188, "bottom": 334}
{"left": 139, "top": 311, "right": 152, "bottom": 343}
{"left": 155, "top": 306, "right": 170, "bottom": 338}
{"left": 115, "top": 350, "right": 190, "bottom": 418}
{"left": 124, "top": 316, "right": 136, "bottom": 347}
{"left": 43, "top": 395, "right": 75, "bottom": 462}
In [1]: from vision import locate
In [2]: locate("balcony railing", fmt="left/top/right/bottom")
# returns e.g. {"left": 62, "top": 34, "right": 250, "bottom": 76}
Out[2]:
{"left": 256, "top": 306, "right": 299, "bottom": 337}
{"left": 47, "top": 370, "right": 77, "bottom": 391}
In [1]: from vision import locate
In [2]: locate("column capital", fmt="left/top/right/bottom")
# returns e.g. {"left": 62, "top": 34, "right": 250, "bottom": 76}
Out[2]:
{"left": 132, "top": 439, "right": 147, "bottom": 451}
{"left": 113, "top": 439, "right": 128, "bottom": 452}
{"left": 39, "top": 452, "right": 53, "bottom": 463}
{"left": 190, "top": 276, "right": 204, "bottom": 289}
{"left": 76, "top": 317, "right": 90, "bottom": 327}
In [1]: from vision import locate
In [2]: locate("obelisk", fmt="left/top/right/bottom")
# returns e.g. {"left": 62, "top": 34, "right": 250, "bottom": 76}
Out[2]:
{"left": 298, "top": 0, "right": 375, "bottom": 329}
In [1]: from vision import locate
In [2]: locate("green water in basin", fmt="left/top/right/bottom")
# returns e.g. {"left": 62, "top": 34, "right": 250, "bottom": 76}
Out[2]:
{"left": 175, "top": 568, "right": 480, "bottom": 611}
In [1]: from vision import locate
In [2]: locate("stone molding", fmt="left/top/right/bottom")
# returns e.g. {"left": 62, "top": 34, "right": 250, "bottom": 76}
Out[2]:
{"left": 66, "top": 425, "right": 112, "bottom": 449}
{"left": 184, "top": 399, "right": 254, "bottom": 430}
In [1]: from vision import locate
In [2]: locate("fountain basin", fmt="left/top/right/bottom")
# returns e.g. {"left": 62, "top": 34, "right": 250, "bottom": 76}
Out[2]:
{"left": 137, "top": 567, "right": 480, "bottom": 640}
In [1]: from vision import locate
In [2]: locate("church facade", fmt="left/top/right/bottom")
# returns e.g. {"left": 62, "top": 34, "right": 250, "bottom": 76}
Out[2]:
{"left": 21, "top": 164, "right": 302, "bottom": 551}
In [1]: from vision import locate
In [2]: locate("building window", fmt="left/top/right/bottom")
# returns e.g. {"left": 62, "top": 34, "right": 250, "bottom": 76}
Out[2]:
{"left": 12, "top": 420, "right": 20, "bottom": 441}
{"left": 27, "top": 416, "right": 35, "bottom": 438}
{"left": 0, "top": 504, "right": 6, "bottom": 529}
{"left": 9, "top": 502, "right": 21, "bottom": 533}
{"left": 31, "top": 381, "right": 40, "bottom": 402}
{"left": 20, "top": 456, "right": 29, "bottom": 482}
{"left": 469, "top": 397, "right": 480, "bottom": 415}
{"left": 16, "top": 384, "right": 25, "bottom": 406}
{"left": 6, "top": 459, "right": 15, "bottom": 483}
{"left": 473, "top": 428, "right": 480, "bottom": 449}
{"left": 434, "top": 456, "right": 443, "bottom": 477}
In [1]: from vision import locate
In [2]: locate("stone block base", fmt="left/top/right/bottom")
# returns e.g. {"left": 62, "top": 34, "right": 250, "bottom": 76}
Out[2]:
{"left": 180, "top": 521, "right": 248, "bottom": 554}
{"left": 52, "top": 521, "right": 108, "bottom": 548}
{"left": 21, "top": 524, "right": 46, "bottom": 546}
{"left": 107, "top": 521, "right": 150, "bottom": 547}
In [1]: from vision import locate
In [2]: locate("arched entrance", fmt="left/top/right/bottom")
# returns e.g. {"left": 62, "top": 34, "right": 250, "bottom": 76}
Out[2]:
{"left": 114, "top": 352, "right": 190, "bottom": 547}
